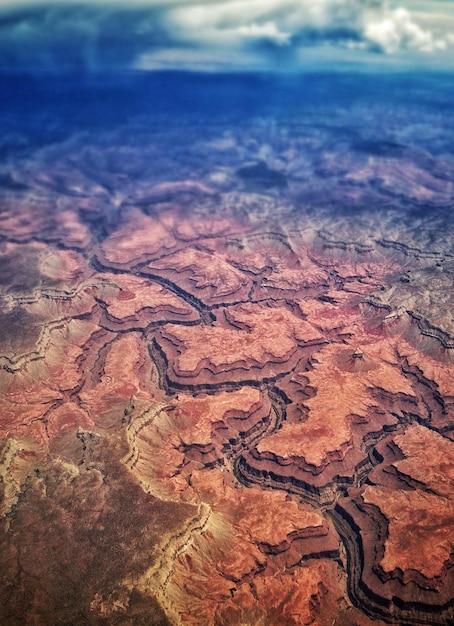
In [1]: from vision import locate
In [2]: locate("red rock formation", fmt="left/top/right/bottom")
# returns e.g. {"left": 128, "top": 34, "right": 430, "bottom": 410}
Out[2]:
{"left": 2, "top": 173, "right": 454, "bottom": 626}
{"left": 391, "top": 423, "right": 454, "bottom": 495}
{"left": 119, "top": 385, "right": 345, "bottom": 624}
{"left": 156, "top": 302, "right": 324, "bottom": 386}
{"left": 0, "top": 318, "right": 102, "bottom": 431}
{"left": 98, "top": 208, "right": 178, "bottom": 267}
{"left": 363, "top": 486, "right": 454, "bottom": 581}
{"left": 0, "top": 193, "right": 92, "bottom": 248}
{"left": 335, "top": 423, "right": 454, "bottom": 623}
{"left": 97, "top": 273, "right": 199, "bottom": 328}
{"left": 219, "top": 232, "right": 330, "bottom": 299}
{"left": 78, "top": 332, "right": 157, "bottom": 431}
{"left": 244, "top": 340, "right": 415, "bottom": 496}
{"left": 123, "top": 387, "right": 272, "bottom": 499}
{"left": 218, "top": 561, "right": 337, "bottom": 625}
{"left": 147, "top": 248, "right": 252, "bottom": 304}
{"left": 140, "top": 466, "right": 341, "bottom": 625}
{"left": 399, "top": 341, "right": 454, "bottom": 396}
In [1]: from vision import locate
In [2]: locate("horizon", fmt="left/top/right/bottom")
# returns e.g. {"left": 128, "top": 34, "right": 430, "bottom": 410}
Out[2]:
{"left": 1, "top": 0, "right": 454, "bottom": 74}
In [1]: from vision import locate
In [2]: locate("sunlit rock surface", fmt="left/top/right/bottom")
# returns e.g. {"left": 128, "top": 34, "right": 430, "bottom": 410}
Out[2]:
{"left": 1, "top": 72, "right": 454, "bottom": 625}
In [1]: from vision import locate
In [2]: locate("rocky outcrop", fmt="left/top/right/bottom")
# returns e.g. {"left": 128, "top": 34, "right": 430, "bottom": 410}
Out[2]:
{"left": 95, "top": 273, "right": 199, "bottom": 330}
{"left": 334, "top": 423, "right": 454, "bottom": 624}
{"left": 146, "top": 248, "right": 253, "bottom": 305}
{"left": 155, "top": 302, "right": 324, "bottom": 387}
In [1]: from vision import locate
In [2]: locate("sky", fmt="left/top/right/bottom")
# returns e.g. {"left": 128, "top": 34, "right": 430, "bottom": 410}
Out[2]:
{"left": 0, "top": 0, "right": 453, "bottom": 73}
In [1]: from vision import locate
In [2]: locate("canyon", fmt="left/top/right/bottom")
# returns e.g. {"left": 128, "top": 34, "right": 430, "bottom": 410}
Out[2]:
{"left": 1, "top": 77, "right": 454, "bottom": 625}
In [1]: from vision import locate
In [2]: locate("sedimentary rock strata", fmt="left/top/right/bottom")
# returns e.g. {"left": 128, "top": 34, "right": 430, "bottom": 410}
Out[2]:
{"left": 138, "top": 466, "right": 341, "bottom": 625}
{"left": 98, "top": 208, "right": 179, "bottom": 267}
{"left": 256, "top": 341, "right": 415, "bottom": 468}
{"left": 156, "top": 302, "right": 324, "bottom": 387}
{"left": 1, "top": 109, "right": 454, "bottom": 626}
{"left": 148, "top": 248, "right": 252, "bottom": 304}
{"left": 333, "top": 422, "right": 454, "bottom": 623}
{"left": 96, "top": 273, "right": 199, "bottom": 329}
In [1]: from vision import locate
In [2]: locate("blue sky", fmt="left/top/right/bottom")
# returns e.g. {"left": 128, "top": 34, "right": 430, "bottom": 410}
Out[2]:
{"left": 0, "top": 0, "right": 453, "bottom": 72}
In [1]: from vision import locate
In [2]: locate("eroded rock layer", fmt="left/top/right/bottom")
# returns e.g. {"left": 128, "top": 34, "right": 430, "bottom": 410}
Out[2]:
{"left": 1, "top": 105, "right": 454, "bottom": 626}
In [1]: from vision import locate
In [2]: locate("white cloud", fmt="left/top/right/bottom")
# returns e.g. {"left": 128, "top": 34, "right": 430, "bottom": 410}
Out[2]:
{"left": 165, "top": 0, "right": 362, "bottom": 43}
{"left": 365, "top": 7, "right": 450, "bottom": 53}
{"left": 163, "top": 0, "right": 453, "bottom": 55}
{"left": 236, "top": 22, "right": 291, "bottom": 46}
{"left": 0, "top": 0, "right": 453, "bottom": 72}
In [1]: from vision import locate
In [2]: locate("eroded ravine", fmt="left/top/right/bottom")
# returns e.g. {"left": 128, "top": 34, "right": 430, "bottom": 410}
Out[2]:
{"left": 1, "top": 110, "right": 454, "bottom": 625}
{"left": 114, "top": 228, "right": 454, "bottom": 624}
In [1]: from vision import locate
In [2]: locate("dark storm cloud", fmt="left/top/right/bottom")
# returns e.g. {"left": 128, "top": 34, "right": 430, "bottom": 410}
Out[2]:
{"left": 0, "top": 0, "right": 452, "bottom": 72}
{"left": 0, "top": 3, "right": 177, "bottom": 72}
